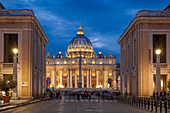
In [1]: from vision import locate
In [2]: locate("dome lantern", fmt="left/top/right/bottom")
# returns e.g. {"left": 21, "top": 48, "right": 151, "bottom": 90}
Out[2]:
{"left": 77, "top": 24, "right": 84, "bottom": 35}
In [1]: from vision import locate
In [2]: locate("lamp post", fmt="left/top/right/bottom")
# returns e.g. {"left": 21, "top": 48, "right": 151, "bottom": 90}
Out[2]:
{"left": 13, "top": 48, "right": 18, "bottom": 97}
{"left": 155, "top": 49, "right": 161, "bottom": 97}
{"left": 78, "top": 51, "right": 82, "bottom": 88}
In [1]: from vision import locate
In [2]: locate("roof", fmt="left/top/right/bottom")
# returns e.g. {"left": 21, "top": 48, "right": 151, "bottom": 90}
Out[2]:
{"left": 0, "top": 3, "right": 5, "bottom": 9}
{"left": 118, "top": 4, "right": 170, "bottom": 44}
{"left": 163, "top": 3, "right": 170, "bottom": 11}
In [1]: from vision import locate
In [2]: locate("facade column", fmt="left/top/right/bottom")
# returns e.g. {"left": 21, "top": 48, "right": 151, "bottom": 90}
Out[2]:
{"left": 103, "top": 70, "right": 105, "bottom": 88}
{"left": 82, "top": 70, "right": 84, "bottom": 88}
{"left": 90, "top": 70, "right": 92, "bottom": 88}
{"left": 96, "top": 70, "right": 99, "bottom": 87}
{"left": 52, "top": 68, "right": 56, "bottom": 88}
{"left": 60, "top": 70, "right": 63, "bottom": 86}
{"left": 112, "top": 70, "right": 116, "bottom": 89}
{"left": 70, "top": 70, "right": 73, "bottom": 88}
{"left": 75, "top": 70, "right": 77, "bottom": 88}
{"left": 87, "top": 70, "right": 89, "bottom": 88}
{"left": 67, "top": 70, "right": 70, "bottom": 88}
{"left": 103, "top": 70, "right": 108, "bottom": 88}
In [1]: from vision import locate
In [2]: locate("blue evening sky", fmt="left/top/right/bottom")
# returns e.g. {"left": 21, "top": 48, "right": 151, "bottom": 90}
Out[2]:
{"left": 1, "top": 0, "right": 169, "bottom": 63}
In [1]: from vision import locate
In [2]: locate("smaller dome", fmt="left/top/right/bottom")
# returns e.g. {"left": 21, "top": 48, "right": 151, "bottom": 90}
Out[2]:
{"left": 56, "top": 50, "right": 64, "bottom": 58}
{"left": 96, "top": 50, "right": 104, "bottom": 58}
{"left": 107, "top": 52, "right": 114, "bottom": 58}
{"left": 46, "top": 52, "right": 52, "bottom": 59}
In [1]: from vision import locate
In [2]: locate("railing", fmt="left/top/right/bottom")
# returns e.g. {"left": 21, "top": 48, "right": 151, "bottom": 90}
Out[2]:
{"left": 127, "top": 97, "right": 170, "bottom": 113}
{"left": 101, "top": 94, "right": 170, "bottom": 113}
{"left": 136, "top": 10, "right": 170, "bottom": 17}
{"left": 3, "top": 63, "right": 13, "bottom": 68}
{"left": 153, "top": 64, "right": 168, "bottom": 68}
{"left": 0, "top": 9, "right": 34, "bottom": 16}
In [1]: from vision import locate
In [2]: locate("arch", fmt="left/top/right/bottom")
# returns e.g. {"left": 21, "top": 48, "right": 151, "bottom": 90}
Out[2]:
{"left": 108, "top": 77, "right": 113, "bottom": 87}
{"left": 46, "top": 77, "right": 51, "bottom": 88}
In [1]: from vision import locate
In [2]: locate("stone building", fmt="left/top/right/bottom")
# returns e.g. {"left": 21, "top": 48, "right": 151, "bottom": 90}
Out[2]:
{"left": 46, "top": 25, "right": 118, "bottom": 89}
{"left": 118, "top": 4, "right": 170, "bottom": 97}
{"left": 0, "top": 3, "right": 49, "bottom": 98}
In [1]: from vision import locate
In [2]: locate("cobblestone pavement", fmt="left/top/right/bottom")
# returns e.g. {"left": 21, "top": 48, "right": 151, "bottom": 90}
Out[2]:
{"left": 1, "top": 96, "right": 150, "bottom": 113}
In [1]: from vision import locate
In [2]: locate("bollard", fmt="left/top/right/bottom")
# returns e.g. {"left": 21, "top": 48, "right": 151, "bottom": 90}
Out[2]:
{"left": 144, "top": 98, "right": 146, "bottom": 109}
{"left": 164, "top": 101, "right": 167, "bottom": 113}
{"left": 131, "top": 98, "right": 133, "bottom": 106}
{"left": 133, "top": 98, "right": 135, "bottom": 106}
{"left": 131, "top": 98, "right": 133, "bottom": 105}
{"left": 160, "top": 100, "right": 162, "bottom": 113}
{"left": 148, "top": 98, "right": 150, "bottom": 110}
{"left": 168, "top": 99, "right": 170, "bottom": 109}
{"left": 151, "top": 99, "right": 153, "bottom": 112}
{"left": 155, "top": 100, "right": 157, "bottom": 113}
{"left": 141, "top": 97, "right": 143, "bottom": 108}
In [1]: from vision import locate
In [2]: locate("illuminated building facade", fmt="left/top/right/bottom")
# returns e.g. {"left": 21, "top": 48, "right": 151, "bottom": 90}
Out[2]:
{"left": 46, "top": 25, "right": 118, "bottom": 89}
{"left": 118, "top": 4, "right": 170, "bottom": 96}
{"left": 0, "top": 4, "right": 49, "bottom": 98}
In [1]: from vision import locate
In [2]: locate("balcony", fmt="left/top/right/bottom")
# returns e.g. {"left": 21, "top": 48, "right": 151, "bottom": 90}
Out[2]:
{"left": 152, "top": 64, "right": 168, "bottom": 68}
{"left": 3, "top": 63, "right": 13, "bottom": 68}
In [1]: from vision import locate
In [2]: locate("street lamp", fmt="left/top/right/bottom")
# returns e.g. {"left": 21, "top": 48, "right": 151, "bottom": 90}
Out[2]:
{"left": 78, "top": 51, "right": 82, "bottom": 88}
{"left": 155, "top": 49, "right": 161, "bottom": 97}
{"left": 13, "top": 48, "right": 18, "bottom": 97}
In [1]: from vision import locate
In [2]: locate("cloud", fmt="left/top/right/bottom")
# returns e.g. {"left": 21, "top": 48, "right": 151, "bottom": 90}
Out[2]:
{"left": 20, "top": 0, "right": 35, "bottom": 3}
{"left": 93, "top": 42, "right": 105, "bottom": 48}
{"left": 23, "top": 4, "right": 79, "bottom": 39}
{"left": 126, "top": 9, "right": 139, "bottom": 16}
{"left": 91, "top": 38, "right": 99, "bottom": 42}
{"left": 88, "top": 32, "right": 120, "bottom": 53}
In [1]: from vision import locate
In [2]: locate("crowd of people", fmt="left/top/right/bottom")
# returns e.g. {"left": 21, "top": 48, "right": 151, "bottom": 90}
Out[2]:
{"left": 46, "top": 88, "right": 121, "bottom": 100}
{"left": 66, "top": 91, "right": 101, "bottom": 100}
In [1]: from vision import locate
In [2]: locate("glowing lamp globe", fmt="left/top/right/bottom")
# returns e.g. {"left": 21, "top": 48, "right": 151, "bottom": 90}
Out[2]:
{"left": 13, "top": 48, "right": 18, "bottom": 54}
{"left": 155, "top": 49, "right": 161, "bottom": 55}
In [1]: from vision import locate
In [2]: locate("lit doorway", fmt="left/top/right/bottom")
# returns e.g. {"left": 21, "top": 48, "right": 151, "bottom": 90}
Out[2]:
{"left": 153, "top": 74, "right": 167, "bottom": 93}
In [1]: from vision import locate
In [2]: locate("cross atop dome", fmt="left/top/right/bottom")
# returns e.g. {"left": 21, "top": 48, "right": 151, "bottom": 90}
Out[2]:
{"left": 77, "top": 24, "right": 84, "bottom": 36}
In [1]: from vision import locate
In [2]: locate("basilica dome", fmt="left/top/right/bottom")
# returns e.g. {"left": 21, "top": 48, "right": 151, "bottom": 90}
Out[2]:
{"left": 67, "top": 25, "right": 93, "bottom": 53}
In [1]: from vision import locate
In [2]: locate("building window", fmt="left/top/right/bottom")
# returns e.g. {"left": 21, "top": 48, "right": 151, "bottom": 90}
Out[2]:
{"left": 72, "top": 61, "right": 75, "bottom": 64}
{"left": 84, "top": 61, "right": 86, "bottom": 64}
{"left": 100, "top": 61, "right": 102, "bottom": 64}
{"left": 153, "top": 35, "right": 166, "bottom": 63}
{"left": 47, "top": 60, "right": 50, "bottom": 64}
{"left": 122, "top": 49, "right": 125, "bottom": 71}
{"left": 127, "top": 44, "right": 130, "bottom": 69}
{"left": 109, "top": 60, "right": 112, "bottom": 64}
{"left": 133, "top": 39, "right": 136, "bottom": 66}
{"left": 92, "top": 60, "right": 95, "bottom": 64}
{"left": 56, "top": 61, "right": 59, "bottom": 64}
{"left": 4, "top": 34, "right": 18, "bottom": 63}
{"left": 64, "top": 61, "right": 67, "bottom": 64}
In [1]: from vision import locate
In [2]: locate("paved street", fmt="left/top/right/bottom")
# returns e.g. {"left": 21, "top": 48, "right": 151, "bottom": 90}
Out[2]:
{"left": 1, "top": 96, "right": 150, "bottom": 113}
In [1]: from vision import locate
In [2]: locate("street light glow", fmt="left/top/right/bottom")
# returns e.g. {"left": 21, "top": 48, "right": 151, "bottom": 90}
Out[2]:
{"left": 155, "top": 49, "right": 161, "bottom": 55}
{"left": 13, "top": 48, "right": 18, "bottom": 54}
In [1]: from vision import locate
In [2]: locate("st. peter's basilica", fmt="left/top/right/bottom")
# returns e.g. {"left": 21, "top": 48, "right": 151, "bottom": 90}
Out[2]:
{"left": 46, "top": 25, "right": 119, "bottom": 89}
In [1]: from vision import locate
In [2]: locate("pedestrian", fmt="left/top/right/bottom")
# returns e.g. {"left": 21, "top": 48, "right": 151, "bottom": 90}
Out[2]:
{"left": 97, "top": 92, "right": 100, "bottom": 99}
{"left": 77, "top": 92, "right": 80, "bottom": 100}
{"left": 89, "top": 92, "right": 91, "bottom": 100}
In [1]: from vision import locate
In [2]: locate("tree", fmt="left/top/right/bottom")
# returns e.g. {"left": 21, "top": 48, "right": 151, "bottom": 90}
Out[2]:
{"left": 0, "top": 76, "right": 17, "bottom": 96}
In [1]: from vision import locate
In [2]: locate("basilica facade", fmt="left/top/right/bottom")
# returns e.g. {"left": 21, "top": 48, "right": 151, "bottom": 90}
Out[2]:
{"left": 46, "top": 25, "right": 118, "bottom": 89}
